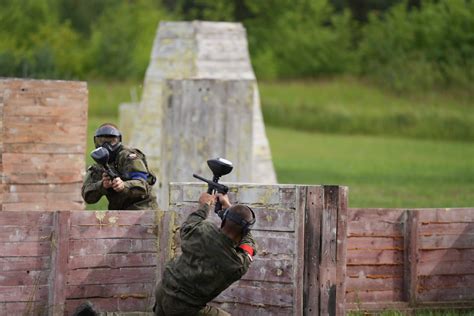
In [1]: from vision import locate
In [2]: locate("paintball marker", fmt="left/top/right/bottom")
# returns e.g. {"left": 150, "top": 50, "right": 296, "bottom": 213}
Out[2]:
{"left": 193, "top": 158, "right": 233, "bottom": 217}
{"left": 90, "top": 147, "right": 120, "bottom": 180}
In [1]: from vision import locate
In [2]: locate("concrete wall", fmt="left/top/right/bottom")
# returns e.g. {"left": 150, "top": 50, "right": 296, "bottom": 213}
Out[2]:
{"left": 119, "top": 21, "right": 277, "bottom": 209}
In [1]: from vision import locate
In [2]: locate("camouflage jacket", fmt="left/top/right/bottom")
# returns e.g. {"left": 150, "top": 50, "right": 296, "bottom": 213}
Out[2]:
{"left": 161, "top": 203, "right": 256, "bottom": 307}
{"left": 81, "top": 146, "right": 158, "bottom": 210}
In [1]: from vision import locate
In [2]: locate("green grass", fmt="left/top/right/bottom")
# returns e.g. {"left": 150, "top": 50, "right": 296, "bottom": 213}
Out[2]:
{"left": 267, "top": 126, "right": 474, "bottom": 208}
{"left": 260, "top": 78, "right": 474, "bottom": 142}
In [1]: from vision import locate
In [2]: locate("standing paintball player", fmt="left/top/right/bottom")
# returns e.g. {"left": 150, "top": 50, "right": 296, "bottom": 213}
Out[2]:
{"left": 82, "top": 123, "right": 158, "bottom": 210}
{"left": 154, "top": 192, "right": 257, "bottom": 316}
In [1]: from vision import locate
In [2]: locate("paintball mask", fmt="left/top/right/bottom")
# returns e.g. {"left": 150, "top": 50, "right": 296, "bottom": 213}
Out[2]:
{"left": 93, "top": 124, "right": 122, "bottom": 161}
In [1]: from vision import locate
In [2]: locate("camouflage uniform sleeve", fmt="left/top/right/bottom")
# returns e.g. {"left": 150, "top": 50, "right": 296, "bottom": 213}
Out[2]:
{"left": 236, "top": 231, "right": 257, "bottom": 269}
{"left": 120, "top": 152, "right": 152, "bottom": 199}
{"left": 81, "top": 166, "right": 108, "bottom": 204}
{"left": 180, "top": 203, "right": 210, "bottom": 239}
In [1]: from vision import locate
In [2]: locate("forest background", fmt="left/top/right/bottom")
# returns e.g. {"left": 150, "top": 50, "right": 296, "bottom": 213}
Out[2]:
{"left": 1, "top": 0, "right": 473, "bottom": 208}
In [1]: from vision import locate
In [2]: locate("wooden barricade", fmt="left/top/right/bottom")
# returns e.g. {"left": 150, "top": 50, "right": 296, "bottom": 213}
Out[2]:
{"left": 346, "top": 208, "right": 474, "bottom": 312}
{"left": 0, "top": 184, "right": 349, "bottom": 316}
{"left": 167, "top": 183, "right": 348, "bottom": 316}
{"left": 0, "top": 79, "right": 87, "bottom": 211}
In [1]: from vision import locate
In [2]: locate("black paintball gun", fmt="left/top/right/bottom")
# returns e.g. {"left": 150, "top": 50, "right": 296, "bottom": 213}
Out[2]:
{"left": 90, "top": 147, "right": 120, "bottom": 180}
{"left": 193, "top": 158, "right": 233, "bottom": 218}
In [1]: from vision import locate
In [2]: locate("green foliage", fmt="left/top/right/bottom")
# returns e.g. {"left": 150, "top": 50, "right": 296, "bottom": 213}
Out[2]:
{"left": 87, "top": 1, "right": 167, "bottom": 80}
{"left": 358, "top": 0, "right": 474, "bottom": 91}
{"left": 1, "top": 0, "right": 473, "bottom": 92}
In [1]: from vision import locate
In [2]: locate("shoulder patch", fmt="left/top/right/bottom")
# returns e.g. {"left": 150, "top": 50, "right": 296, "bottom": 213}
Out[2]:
{"left": 128, "top": 153, "right": 138, "bottom": 159}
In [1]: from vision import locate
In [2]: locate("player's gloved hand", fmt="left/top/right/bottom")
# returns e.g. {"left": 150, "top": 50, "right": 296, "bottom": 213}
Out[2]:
{"left": 199, "top": 192, "right": 216, "bottom": 206}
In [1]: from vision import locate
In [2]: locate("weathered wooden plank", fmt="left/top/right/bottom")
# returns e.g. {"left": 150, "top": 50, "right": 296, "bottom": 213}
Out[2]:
{"left": 0, "top": 256, "right": 50, "bottom": 271}
{"left": 0, "top": 211, "right": 53, "bottom": 226}
{"left": 419, "top": 275, "right": 474, "bottom": 291}
{"left": 345, "top": 289, "right": 404, "bottom": 303}
{"left": 403, "top": 210, "right": 419, "bottom": 305}
{"left": 2, "top": 153, "right": 83, "bottom": 184}
{"left": 0, "top": 285, "right": 49, "bottom": 302}
{"left": 294, "top": 186, "right": 305, "bottom": 316}
{"left": 70, "top": 225, "right": 157, "bottom": 240}
{"left": 336, "top": 186, "right": 348, "bottom": 316}
{"left": 67, "top": 267, "right": 156, "bottom": 286}
{"left": 346, "top": 265, "right": 404, "bottom": 278}
{"left": 215, "top": 302, "right": 292, "bottom": 316}
{"left": 2, "top": 191, "right": 82, "bottom": 204}
{"left": 302, "top": 186, "right": 322, "bottom": 316}
{"left": 0, "top": 270, "right": 49, "bottom": 286}
{"left": 0, "top": 301, "right": 49, "bottom": 316}
{"left": 0, "top": 226, "right": 52, "bottom": 242}
{"left": 217, "top": 284, "right": 293, "bottom": 307}
{"left": 3, "top": 143, "right": 85, "bottom": 154}
{"left": 70, "top": 211, "right": 155, "bottom": 226}
{"left": 418, "top": 209, "right": 474, "bottom": 223}
{"left": 346, "top": 276, "right": 403, "bottom": 291}
{"left": 347, "top": 236, "right": 404, "bottom": 250}
{"left": 348, "top": 209, "right": 405, "bottom": 223}
{"left": 65, "top": 296, "right": 151, "bottom": 314}
{"left": 242, "top": 257, "right": 294, "bottom": 283}
{"left": 49, "top": 211, "right": 70, "bottom": 316}
{"left": 69, "top": 239, "right": 156, "bottom": 256}
{"left": 348, "top": 222, "right": 403, "bottom": 237}
{"left": 252, "top": 207, "right": 295, "bottom": 232}
{"left": 4, "top": 122, "right": 85, "bottom": 144}
{"left": 2, "top": 200, "right": 83, "bottom": 212}
{"left": 68, "top": 253, "right": 158, "bottom": 270}
{"left": 419, "top": 234, "right": 474, "bottom": 249}
{"left": 347, "top": 249, "right": 404, "bottom": 265}
{"left": 419, "top": 248, "right": 474, "bottom": 263}
{"left": 250, "top": 231, "right": 296, "bottom": 256}
{"left": 418, "top": 261, "right": 474, "bottom": 276}
{"left": 0, "top": 241, "right": 51, "bottom": 256}
{"left": 419, "top": 222, "right": 474, "bottom": 235}
{"left": 156, "top": 210, "right": 176, "bottom": 284}
{"left": 66, "top": 283, "right": 155, "bottom": 299}
{"left": 418, "top": 287, "right": 474, "bottom": 301}
{"left": 3, "top": 183, "right": 80, "bottom": 194}
{"left": 320, "top": 186, "right": 339, "bottom": 316}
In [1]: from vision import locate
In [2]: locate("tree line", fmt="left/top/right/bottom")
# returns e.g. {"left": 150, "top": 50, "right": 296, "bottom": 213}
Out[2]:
{"left": 0, "top": 0, "right": 472, "bottom": 91}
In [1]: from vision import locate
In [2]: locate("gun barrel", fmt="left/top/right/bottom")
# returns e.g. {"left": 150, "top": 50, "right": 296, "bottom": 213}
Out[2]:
{"left": 192, "top": 174, "right": 209, "bottom": 183}
{"left": 193, "top": 174, "right": 228, "bottom": 194}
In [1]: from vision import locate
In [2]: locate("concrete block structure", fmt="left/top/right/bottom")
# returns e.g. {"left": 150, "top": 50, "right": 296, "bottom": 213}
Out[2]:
{"left": 119, "top": 21, "right": 277, "bottom": 208}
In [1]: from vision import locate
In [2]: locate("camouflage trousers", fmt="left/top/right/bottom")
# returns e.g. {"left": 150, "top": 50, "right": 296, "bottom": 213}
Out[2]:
{"left": 154, "top": 285, "right": 230, "bottom": 316}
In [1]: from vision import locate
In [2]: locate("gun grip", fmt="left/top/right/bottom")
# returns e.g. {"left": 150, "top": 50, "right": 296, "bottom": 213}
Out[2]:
{"left": 214, "top": 200, "right": 222, "bottom": 214}
{"left": 207, "top": 186, "right": 213, "bottom": 194}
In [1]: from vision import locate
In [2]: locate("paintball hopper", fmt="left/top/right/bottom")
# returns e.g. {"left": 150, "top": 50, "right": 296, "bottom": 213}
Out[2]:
{"left": 193, "top": 157, "right": 233, "bottom": 216}
{"left": 207, "top": 158, "right": 233, "bottom": 181}
{"left": 90, "top": 147, "right": 120, "bottom": 179}
{"left": 90, "top": 147, "right": 110, "bottom": 165}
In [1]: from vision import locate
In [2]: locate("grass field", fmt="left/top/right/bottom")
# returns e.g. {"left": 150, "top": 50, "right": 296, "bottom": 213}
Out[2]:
{"left": 86, "top": 79, "right": 473, "bottom": 209}
{"left": 267, "top": 127, "right": 473, "bottom": 208}
{"left": 261, "top": 79, "right": 474, "bottom": 142}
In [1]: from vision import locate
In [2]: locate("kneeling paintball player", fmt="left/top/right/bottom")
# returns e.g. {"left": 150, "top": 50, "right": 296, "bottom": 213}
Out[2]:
{"left": 154, "top": 192, "right": 257, "bottom": 316}
{"left": 82, "top": 123, "right": 158, "bottom": 210}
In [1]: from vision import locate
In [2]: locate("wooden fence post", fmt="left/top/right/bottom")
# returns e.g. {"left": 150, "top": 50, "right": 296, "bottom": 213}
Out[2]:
{"left": 403, "top": 210, "right": 420, "bottom": 306}
{"left": 303, "top": 186, "right": 323, "bottom": 315}
{"left": 336, "top": 187, "right": 348, "bottom": 316}
{"left": 48, "top": 211, "right": 70, "bottom": 315}
{"left": 319, "top": 185, "right": 348, "bottom": 316}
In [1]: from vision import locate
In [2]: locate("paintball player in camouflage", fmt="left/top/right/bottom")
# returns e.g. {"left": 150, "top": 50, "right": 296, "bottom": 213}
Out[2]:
{"left": 81, "top": 123, "right": 158, "bottom": 210}
{"left": 154, "top": 192, "right": 257, "bottom": 316}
